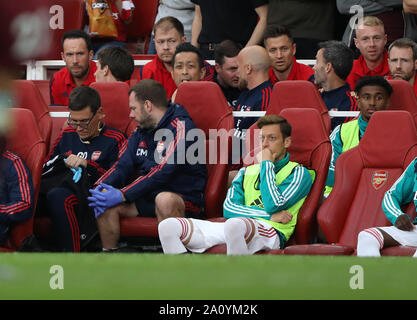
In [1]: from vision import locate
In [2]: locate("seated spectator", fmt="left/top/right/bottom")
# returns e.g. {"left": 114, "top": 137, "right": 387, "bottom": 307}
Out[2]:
{"left": 314, "top": 40, "right": 359, "bottom": 130}
{"left": 88, "top": 79, "right": 207, "bottom": 252}
{"left": 267, "top": 0, "right": 336, "bottom": 59}
{"left": 139, "top": 17, "right": 187, "bottom": 99}
{"left": 191, "top": 0, "right": 268, "bottom": 60}
{"left": 324, "top": 76, "right": 392, "bottom": 197}
{"left": 49, "top": 30, "right": 97, "bottom": 106}
{"left": 388, "top": 38, "right": 417, "bottom": 97}
{"left": 94, "top": 46, "right": 134, "bottom": 83}
{"left": 170, "top": 43, "right": 207, "bottom": 102}
{"left": 337, "top": 0, "right": 403, "bottom": 49}
{"left": 158, "top": 115, "right": 313, "bottom": 255}
{"left": 39, "top": 86, "right": 127, "bottom": 252}
{"left": 231, "top": 45, "right": 273, "bottom": 176}
{"left": 213, "top": 40, "right": 244, "bottom": 108}
{"left": 148, "top": 0, "right": 195, "bottom": 54}
{"left": 346, "top": 16, "right": 390, "bottom": 90}
{"left": 264, "top": 25, "right": 314, "bottom": 84}
{"left": 0, "top": 149, "right": 34, "bottom": 246}
{"left": 86, "top": 0, "right": 135, "bottom": 59}
{"left": 357, "top": 157, "right": 417, "bottom": 258}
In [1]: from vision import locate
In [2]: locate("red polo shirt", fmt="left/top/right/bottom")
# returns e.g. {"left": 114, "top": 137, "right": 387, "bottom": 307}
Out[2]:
{"left": 139, "top": 56, "right": 177, "bottom": 99}
{"left": 346, "top": 51, "right": 390, "bottom": 91}
{"left": 268, "top": 57, "right": 314, "bottom": 84}
{"left": 49, "top": 61, "right": 97, "bottom": 106}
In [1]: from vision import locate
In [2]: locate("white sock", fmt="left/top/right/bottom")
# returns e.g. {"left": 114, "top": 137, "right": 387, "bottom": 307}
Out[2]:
{"left": 356, "top": 228, "right": 383, "bottom": 257}
{"left": 412, "top": 249, "right": 417, "bottom": 258}
{"left": 224, "top": 218, "right": 250, "bottom": 255}
{"left": 158, "top": 218, "right": 207, "bottom": 254}
{"left": 158, "top": 218, "right": 188, "bottom": 254}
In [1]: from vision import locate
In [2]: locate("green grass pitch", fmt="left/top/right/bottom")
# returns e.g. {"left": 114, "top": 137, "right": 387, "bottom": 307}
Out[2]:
{"left": 0, "top": 253, "right": 416, "bottom": 300}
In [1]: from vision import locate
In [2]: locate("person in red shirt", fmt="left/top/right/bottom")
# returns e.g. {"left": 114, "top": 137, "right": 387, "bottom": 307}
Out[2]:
{"left": 388, "top": 38, "right": 417, "bottom": 97}
{"left": 263, "top": 25, "right": 314, "bottom": 85}
{"left": 49, "top": 30, "right": 97, "bottom": 106}
{"left": 346, "top": 16, "right": 390, "bottom": 90}
{"left": 139, "top": 16, "right": 213, "bottom": 100}
{"left": 139, "top": 17, "right": 186, "bottom": 99}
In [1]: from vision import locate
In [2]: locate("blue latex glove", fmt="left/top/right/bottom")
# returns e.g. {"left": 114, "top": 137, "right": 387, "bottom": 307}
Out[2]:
{"left": 88, "top": 183, "right": 123, "bottom": 210}
{"left": 64, "top": 158, "right": 82, "bottom": 183}
{"left": 70, "top": 167, "right": 82, "bottom": 183}
{"left": 88, "top": 184, "right": 105, "bottom": 209}
{"left": 93, "top": 206, "right": 105, "bottom": 219}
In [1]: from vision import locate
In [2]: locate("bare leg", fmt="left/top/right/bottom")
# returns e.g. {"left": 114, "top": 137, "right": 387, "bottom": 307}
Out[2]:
{"left": 97, "top": 202, "right": 138, "bottom": 250}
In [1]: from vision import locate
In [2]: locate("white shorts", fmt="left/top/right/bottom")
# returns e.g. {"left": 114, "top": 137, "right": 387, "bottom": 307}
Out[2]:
{"left": 185, "top": 218, "right": 281, "bottom": 254}
{"left": 378, "top": 225, "right": 417, "bottom": 247}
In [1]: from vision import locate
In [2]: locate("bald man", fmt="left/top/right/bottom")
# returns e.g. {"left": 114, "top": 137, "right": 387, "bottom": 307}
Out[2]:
{"left": 230, "top": 45, "right": 273, "bottom": 182}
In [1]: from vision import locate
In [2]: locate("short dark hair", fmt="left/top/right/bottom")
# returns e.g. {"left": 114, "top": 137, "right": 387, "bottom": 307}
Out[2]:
{"left": 97, "top": 46, "right": 134, "bottom": 81}
{"left": 257, "top": 115, "right": 292, "bottom": 139}
{"left": 129, "top": 79, "right": 168, "bottom": 109}
{"left": 154, "top": 16, "right": 184, "bottom": 37}
{"left": 172, "top": 42, "right": 204, "bottom": 69}
{"left": 354, "top": 76, "right": 393, "bottom": 96}
{"left": 62, "top": 29, "right": 92, "bottom": 52}
{"left": 214, "top": 40, "right": 242, "bottom": 65}
{"left": 263, "top": 25, "right": 294, "bottom": 45}
{"left": 318, "top": 40, "right": 354, "bottom": 81}
{"left": 388, "top": 37, "right": 417, "bottom": 61}
{"left": 68, "top": 86, "right": 101, "bottom": 113}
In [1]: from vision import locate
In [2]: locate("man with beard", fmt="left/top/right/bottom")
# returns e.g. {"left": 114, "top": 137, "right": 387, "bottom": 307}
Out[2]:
{"left": 264, "top": 25, "right": 314, "bottom": 85}
{"left": 229, "top": 45, "right": 273, "bottom": 183}
{"left": 88, "top": 79, "right": 207, "bottom": 252}
{"left": 50, "top": 30, "right": 97, "bottom": 106}
{"left": 213, "top": 40, "right": 244, "bottom": 107}
{"left": 313, "top": 40, "right": 358, "bottom": 130}
{"left": 388, "top": 38, "right": 417, "bottom": 97}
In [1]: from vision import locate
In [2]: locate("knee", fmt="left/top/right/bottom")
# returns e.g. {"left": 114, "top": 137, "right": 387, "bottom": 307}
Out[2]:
{"left": 224, "top": 218, "right": 246, "bottom": 239}
{"left": 158, "top": 217, "right": 181, "bottom": 239}
{"left": 155, "top": 192, "right": 184, "bottom": 220}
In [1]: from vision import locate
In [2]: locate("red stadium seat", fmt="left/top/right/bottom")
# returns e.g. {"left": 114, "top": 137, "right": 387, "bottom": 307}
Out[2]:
{"left": 41, "top": 0, "right": 86, "bottom": 60}
{"left": 32, "top": 80, "right": 51, "bottom": 106}
{"left": 126, "top": 0, "right": 159, "bottom": 53}
{"left": 12, "top": 80, "right": 52, "bottom": 153}
{"left": 387, "top": 79, "right": 417, "bottom": 124}
{"left": 284, "top": 110, "right": 417, "bottom": 256}
{"left": 89, "top": 82, "right": 136, "bottom": 136}
{"left": 269, "top": 80, "right": 331, "bottom": 134}
{"left": 120, "top": 81, "right": 234, "bottom": 239}
{"left": 0, "top": 108, "right": 46, "bottom": 252}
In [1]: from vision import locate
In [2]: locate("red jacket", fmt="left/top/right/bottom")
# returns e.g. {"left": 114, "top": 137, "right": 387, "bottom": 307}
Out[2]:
{"left": 346, "top": 51, "right": 390, "bottom": 91}
{"left": 268, "top": 57, "right": 314, "bottom": 84}
{"left": 49, "top": 61, "right": 97, "bottom": 106}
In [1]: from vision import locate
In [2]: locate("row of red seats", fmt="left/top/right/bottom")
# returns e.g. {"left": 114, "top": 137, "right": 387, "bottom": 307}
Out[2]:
{"left": 3, "top": 80, "right": 417, "bottom": 256}
{"left": 40, "top": 0, "right": 158, "bottom": 60}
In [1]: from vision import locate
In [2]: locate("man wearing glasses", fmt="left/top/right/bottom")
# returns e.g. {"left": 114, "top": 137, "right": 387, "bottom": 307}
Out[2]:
{"left": 39, "top": 86, "right": 127, "bottom": 252}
